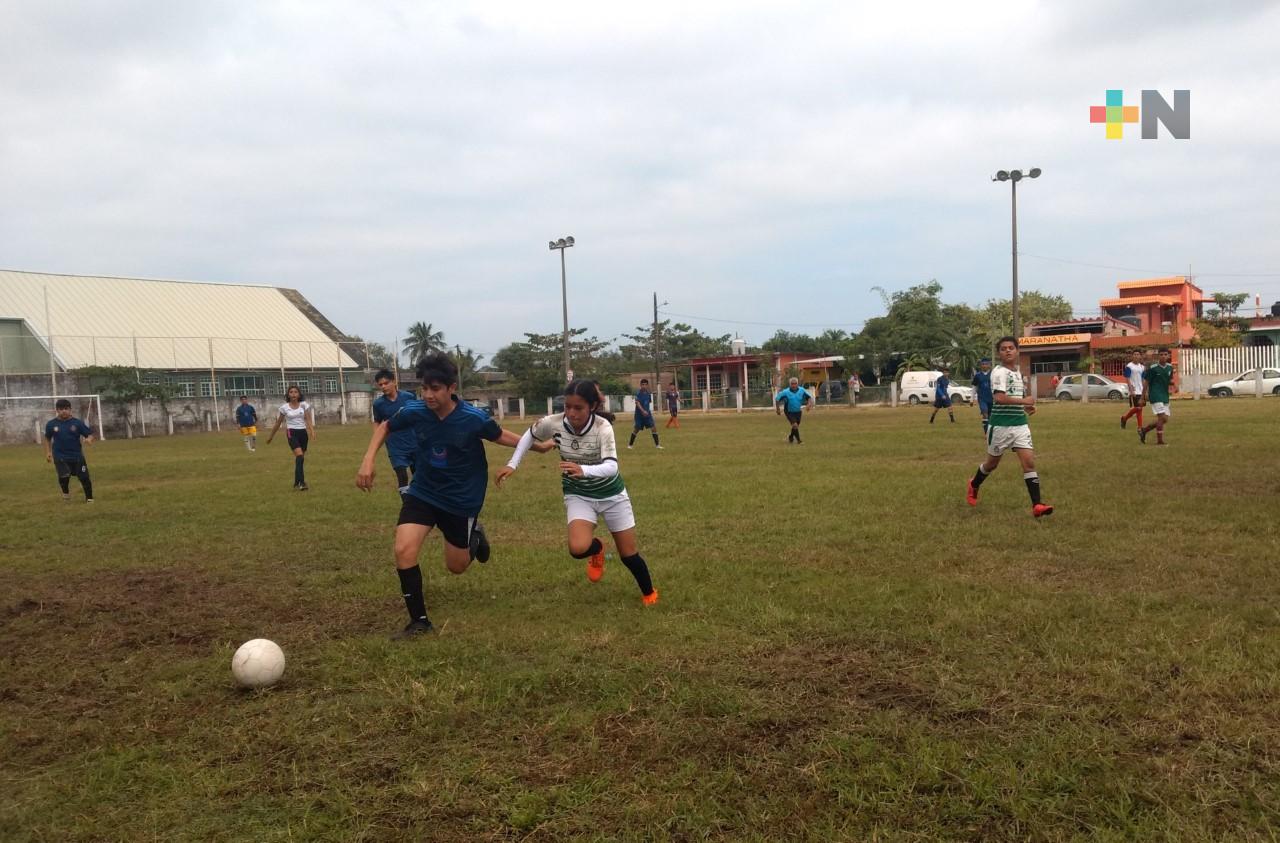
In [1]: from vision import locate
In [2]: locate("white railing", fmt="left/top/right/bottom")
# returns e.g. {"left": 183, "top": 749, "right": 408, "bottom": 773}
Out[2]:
{"left": 1179, "top": 346, "right": 1280, "bottom": 377}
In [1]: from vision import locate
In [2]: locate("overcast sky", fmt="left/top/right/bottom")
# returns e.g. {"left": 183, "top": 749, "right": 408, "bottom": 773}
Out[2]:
{"left": 3, "top": 1, "right": 1278, "bottom": 358}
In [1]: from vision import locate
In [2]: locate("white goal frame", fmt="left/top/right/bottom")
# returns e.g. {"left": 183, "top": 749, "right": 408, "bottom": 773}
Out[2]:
{"left": 1, "top": 394, "right": 106, "bottom": 441}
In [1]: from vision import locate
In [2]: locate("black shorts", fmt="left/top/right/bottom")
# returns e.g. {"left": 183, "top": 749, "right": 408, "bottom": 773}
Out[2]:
{"left": 285, "top": 429, "right": 309, "bottom": 452}
{"left": 53, "top": 457, "right": 87, "bottom": 479}
{"left": 785, "top": 410, "right": 803, "bottom": 425}
{"left": 634, "top": 414, "right": 655, "bottom": 431}
{"left": 397, "top": 494, "right": 475, "bottom": 549}
{"left": 1129, "top": 394, "right": 1145, "bottom": 408}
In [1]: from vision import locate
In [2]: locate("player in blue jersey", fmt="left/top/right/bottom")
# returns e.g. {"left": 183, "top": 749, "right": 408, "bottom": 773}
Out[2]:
{"left": 627, "top": 378, "right": 661, "bottom": 449}
{"left": 235, "top": 396, "right": 258, "bottom": 452}
{"left": 929, "top": 369, "right": 955, "bottom": 424}
{"left": 972, "top": 359, "right": 993, "bottom": 433}
{"left": 356, "top": 351, "right": 522, "bottom": 640}
{"left": 44, "top": 398, "right": 95, "bottom": 502}
{"left": 774, "top": 377, "right": 812, "bottom": 443}
{"left": 371, "top": 369, "right": 417, "bottom": 496}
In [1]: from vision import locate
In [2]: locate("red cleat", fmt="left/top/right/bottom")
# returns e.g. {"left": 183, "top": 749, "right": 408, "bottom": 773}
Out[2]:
{"left": 966, "top": 479, "right": 979, "bottom": 507}
{"left": 641, "top": 589, "right": 659, "bottom": 606}
{"left": 1032, "top": 503, "right": 1054, "bottom": 518}
{"left": 586, "top": 550, "right": 605, "bottom": 583}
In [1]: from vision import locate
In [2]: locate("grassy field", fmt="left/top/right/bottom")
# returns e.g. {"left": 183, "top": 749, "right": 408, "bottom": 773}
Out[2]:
{"left": 3, "top": 400, "right": 1279, "bottom": 841}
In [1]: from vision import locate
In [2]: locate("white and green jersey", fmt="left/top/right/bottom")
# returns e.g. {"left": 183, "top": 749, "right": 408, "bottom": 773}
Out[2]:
{"left": 529, "top": 413, "right": 626, "bottom": 499}
{"left": 988, "top": 365, "right": 1028, "bottom": 427}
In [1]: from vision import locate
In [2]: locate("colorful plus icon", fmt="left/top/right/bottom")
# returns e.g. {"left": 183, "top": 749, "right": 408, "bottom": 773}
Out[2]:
{"left": 1090, "top": 90, "right": 1140, "bottom": 139}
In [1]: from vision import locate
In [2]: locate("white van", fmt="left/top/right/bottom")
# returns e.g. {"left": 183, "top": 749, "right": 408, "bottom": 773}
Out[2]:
{"left": 899, "top": 370, "right": 974, "bottom": 406}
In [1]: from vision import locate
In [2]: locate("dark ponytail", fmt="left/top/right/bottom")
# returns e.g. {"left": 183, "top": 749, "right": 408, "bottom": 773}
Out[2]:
{"left": 565, "top": 378, "right": 615, "bottom": 422}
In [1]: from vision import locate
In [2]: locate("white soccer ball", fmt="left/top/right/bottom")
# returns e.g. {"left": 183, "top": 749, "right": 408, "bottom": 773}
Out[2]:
{"left": 231, "top": 638, "right": 286, "bottom": 689}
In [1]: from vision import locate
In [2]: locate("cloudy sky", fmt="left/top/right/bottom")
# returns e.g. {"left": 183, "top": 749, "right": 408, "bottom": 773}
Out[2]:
{"left": 2, "top": 1, "right": 1278, "bottom": 358}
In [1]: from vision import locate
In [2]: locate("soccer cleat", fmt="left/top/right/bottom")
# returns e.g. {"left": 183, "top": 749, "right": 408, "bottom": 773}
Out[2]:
{"left": 1032, "top": 503, "right": 1054, "bottom": 518}
{"left": 1138, "top": 427, "right": 1147, "bottom": 444}
{"left": 1120, "top": 415, "right": 1127, "bottom": 429}
{"left": 655, "top": 445, "right": 664, "bottom": 450}
{"left": 470, "top": 522, "right": 491, "bottom": 563}
{"left": 627, "top": 444, "right": 633, "bottom": 449}
{"left": 641, "top": 589, "right": 659, "bottom": 606}
{"left": 297, "top": 482, "right": 309, "bottom": 491}
{"left": 966, "top": 479, "right": 979, "bottom": 507}
{"left": 391, "top": 619, "right": 435, "bottom": 640}
{"left": 586, "top": 550, "right": 605, "bottom": 582}
{"left": 62, "top": 493, "right": 71, "bottom": 502}
{"left": 85, "top": 498, "right": 94, "bottom": 504}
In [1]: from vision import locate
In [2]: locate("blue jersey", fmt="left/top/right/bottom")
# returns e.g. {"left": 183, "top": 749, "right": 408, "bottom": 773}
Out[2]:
{"left": 972, "top": 370, "right": 993, "bottom": 405}
{"left": 774, "top": 387, "right": 809, "bottom": 413}
{"left": 635, "top": 389, "right": 652, "bottom": 417}
{"left": 235, "top": 404, "right": 257, "bottom": 426}
{"left": 45, "top": 417, "right": 94, "bottom": 460}
{"left": 388, "top": 398, "right": 503, "bottom": 517}
{"left": 373, "top": 390, "right": 418, "bottom": 467}
{"left": 935, "top": 375, "right": 951, "bottom": 400}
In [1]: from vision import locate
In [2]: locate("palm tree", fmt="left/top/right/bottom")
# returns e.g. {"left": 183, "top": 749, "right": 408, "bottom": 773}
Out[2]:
{"left": 403, "top": 322, "right": 445, "bottom": 366}
{"left": 450, "top": 347, "right": 486, "bottom": 391}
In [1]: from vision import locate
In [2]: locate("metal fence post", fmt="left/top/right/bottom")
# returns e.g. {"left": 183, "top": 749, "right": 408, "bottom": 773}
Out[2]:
{"left": 518, "top": 397, "right": 525, "bottom": 419}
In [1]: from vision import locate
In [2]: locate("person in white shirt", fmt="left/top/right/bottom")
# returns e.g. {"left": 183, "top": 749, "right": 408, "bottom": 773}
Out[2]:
{"left": 265, "top": 385, "right": 316, "bottom": 490}
{"left": 1119, "top": 349, "right": 1147, "bottom": 431}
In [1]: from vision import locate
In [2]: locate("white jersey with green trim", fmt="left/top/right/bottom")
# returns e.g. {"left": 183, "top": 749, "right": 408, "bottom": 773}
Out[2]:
{"left": 529, "top": 412, "right": 626, "bottom": 499}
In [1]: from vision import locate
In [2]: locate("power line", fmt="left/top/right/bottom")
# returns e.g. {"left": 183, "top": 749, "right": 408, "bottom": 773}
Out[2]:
{"left": 1019, "top": 252, "right": 1280, "bottom": 278}
{"left": 658, "top": 309, "right": 867, "bottom": 330}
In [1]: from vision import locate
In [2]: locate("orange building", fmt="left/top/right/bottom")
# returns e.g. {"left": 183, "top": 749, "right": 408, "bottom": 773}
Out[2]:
{"left": 1098, "top": 277, "right": 1212, "bottom": 343}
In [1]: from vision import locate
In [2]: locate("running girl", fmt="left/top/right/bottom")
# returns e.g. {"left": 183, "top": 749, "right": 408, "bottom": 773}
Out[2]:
{"left": 496, "top": 379, "right": 659, "bottom": 606}
{"left": 265, "top": 385, "right": 316, "bottom": 490}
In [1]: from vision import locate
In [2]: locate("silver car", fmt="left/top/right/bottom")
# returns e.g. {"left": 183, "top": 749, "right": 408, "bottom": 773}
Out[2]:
{"left": 1055, "top": 374, "right": 1129, "bottom": 401}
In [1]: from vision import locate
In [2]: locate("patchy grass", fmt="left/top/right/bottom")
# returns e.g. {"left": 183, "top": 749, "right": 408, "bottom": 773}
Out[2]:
{"left": 2, "top": 400, "right": 1279, "bottom": 841}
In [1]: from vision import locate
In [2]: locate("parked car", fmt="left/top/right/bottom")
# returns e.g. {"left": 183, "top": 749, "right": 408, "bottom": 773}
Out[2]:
{"left": 899, "top": 370, "right": 975, "bottom": 405}
{"left": 1208, "top": 369, "right": 1280, "bottom": 396}
{"left": 1055, "top": 374, "right": 1129, "bottom": 401}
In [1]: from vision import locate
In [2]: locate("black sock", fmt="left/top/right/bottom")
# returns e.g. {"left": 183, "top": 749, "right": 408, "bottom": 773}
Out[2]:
{"left": 58, "top": 476, "right": 70, "bottom": 494}
{"left": 394, "top": 466, "right": 410, "bottom": 491}
{"left": 80, "top": 469, "right": 93, "bottom": 499}
{"left": 294, "top": 455, "right": 305, "bottom": 485}
{"left": 628, "top": 431, "right": 637, "bottom": 446}
{"left": 621, "top": 553, "right": 655, "bottom": 596}
{"left": 570, "top": 537, "right": 604, "bottom": 559}
{"left": 971, "top": 464, "right": 990, "bottom": 489}
{"left": 1023, "top": 471, "right": 1041, "bottom": 505}
{"left": 652, "top": 432, "right": 660, "bottom": 446}
{"left": 396, "top": 565, "right": 428, "bottom": 624}
{"left": 794, "top": 429, "right": 802, "bottom": 443}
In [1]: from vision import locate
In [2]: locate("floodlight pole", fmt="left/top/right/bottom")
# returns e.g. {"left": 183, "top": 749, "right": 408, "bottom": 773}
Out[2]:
{"left": 549, "top": 236, "right": 575, "bottom": 382}
{"left": 993, "top": 168, "right": 1040, "bottom": 341}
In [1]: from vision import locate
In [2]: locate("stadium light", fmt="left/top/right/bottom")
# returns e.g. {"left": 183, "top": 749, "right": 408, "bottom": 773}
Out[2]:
{"left": 548, "top": 236, "right": 575, "bottom": 382}
{"left": 991, "top": 167, "right": 1042, "bottom": 339}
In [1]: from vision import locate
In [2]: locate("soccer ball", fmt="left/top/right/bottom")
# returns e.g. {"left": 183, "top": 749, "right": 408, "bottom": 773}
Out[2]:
{"left": 231, "top": 639, "right": 286, "bottom": 689}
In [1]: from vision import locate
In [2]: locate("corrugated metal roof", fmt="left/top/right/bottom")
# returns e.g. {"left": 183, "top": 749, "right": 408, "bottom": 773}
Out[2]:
{"left": 0, "top": 269, "right": 359, "bottom": 370}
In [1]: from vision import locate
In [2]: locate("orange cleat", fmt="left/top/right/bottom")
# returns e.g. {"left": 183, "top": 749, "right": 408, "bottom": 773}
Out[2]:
{"left": 641, "top": 589, "right": 659, "bottom": 606}
{"left": 586, "top": 550, "right": 605, "bottom": 582}
{"left": 966, "top": 479, "right": 979, "bottom": 507}
{"left": 1032, "top": 503, "right": 1054, "bottom": 518}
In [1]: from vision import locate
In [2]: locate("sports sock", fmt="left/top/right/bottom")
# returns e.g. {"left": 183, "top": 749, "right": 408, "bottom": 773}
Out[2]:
{"left": 949, "top": 412, "right": 955, "bottom": 422}
{"left": 78, "top": 467, "right": 93, "bottom": 500}
{"left": 570, "top": 537, "right": 604, "bottom": 559}
{"left": 243, "top": 436, "right": 251, "bottom": 449}
{"left": 58, "top": 476, "right": 70, "bottom": 494}
{"left": 394, "top": 466, "right": 410, "bottom": 493}
{"left": 1023, "top": 471, "right": 1041, "bottom": 505}
{"left": 971, "top": 464, "right": 991, "bottom": 489}
{"left": 294, "top": 455, "right": 305, "bottom": 485}
{"left": 651, "top": 432, "right": 660, "bottom": 446}
{"left": 250, "top": 436, "right": 257, "bottom": 449}
{"left": 1136, "top": 409, "right": 1144, "bottom": 428}
{"left": 1156, "top": 424, "right": 1164, "bottom": 444}
{"left": 628, "top": 431, "right": 637, "bottom": 446}
{"left": 396, "top": 565, "right": 429, "bottom": 624}
{"left": 621, "top": 553, "right": 655, "bottom": 596}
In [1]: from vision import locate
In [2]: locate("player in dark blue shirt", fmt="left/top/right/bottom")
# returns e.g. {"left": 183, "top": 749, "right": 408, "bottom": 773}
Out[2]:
{"left": 357, "top": 352, "right": 522, "bottom": 640}
{"left": 371, "top": 369, "right": 418, "bottom": 495}
{"left": 972, "top": 358, "right": 994, "bottom": 433}
{"left": 43, "top": 398, "right": 95, "bottom": 502}
{"left": 627, "top": 378, "right": 661, "bottom": 449}
{"left": 234, "top": 396, "right": 258, "bottom": 451}
{"left": 929, "top": 369, "right": 955, "bottom": 424}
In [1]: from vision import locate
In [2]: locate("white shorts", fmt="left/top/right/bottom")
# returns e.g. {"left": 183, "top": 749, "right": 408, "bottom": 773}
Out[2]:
{"left": 986, "top": 424, "right": 1034, "bottom": 456}
{"left": 1150, "top": 402, "right": 1170, "bottom": 416}
{"left": 564, "top": 492, "right": 636, "bottom": 533}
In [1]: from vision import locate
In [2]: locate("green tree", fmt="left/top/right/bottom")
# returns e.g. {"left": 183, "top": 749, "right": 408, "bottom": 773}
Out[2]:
{"left": 619, "top": 321, "right": 732, "bottom": 365}
{"left": 974, "top": 291, "right": 1073, "bottom": 346}
{"left": 849, "top": 281, "right": 976, "bottom": 378}
{"left": 1190, "top": 319, "right": 1242, "bottom": 347}
{"left": 1210, "top": 292, "right": 1248, "bottom": 318}
{"left": 403, "top": 322, "right": 445, "bottom": 366}
{"left": 347, "top": 336, "right": 395, "bottom": 369}
{"left": 448, "top": 347, "right": 487, "bottom": 391}
{"left": 77, "top": 365, "right": 176, "bottom": 436}
{"left": 491, "top": 328, "right": 612, "bottom": 399}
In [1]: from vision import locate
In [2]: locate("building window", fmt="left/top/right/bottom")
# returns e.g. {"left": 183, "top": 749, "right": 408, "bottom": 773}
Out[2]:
{"left": 224, "top": 375, "right": 265, "bottom": 396}
{"left": 324, "top": 377, "right": 339, "bottom": 393}
{"left": 199, "top": 380, "right": 221, "bottom": 397}
{"left": 172, "top": 381, "right": 195, "bottom": 398}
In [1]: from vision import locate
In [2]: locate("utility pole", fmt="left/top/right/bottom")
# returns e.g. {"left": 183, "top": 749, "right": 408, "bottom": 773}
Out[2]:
{"left": 653, "top": 292, "right": 660, "bottom": 391}
{"left": 456, "top": 343, "right": 464, "bottom": 393}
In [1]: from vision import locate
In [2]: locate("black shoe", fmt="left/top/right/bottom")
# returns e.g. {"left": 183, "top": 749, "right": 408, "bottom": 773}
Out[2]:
{"left": 470, "top": 522, "right": 491, "bottom": 563}
{"left": 391, "top": 619, "right": 434, "bottom": 640}
{"left": 298, "top": 482, "right": 309, "bottom": 491}
{"left": 1138, "top": 427, "right": 1147, "bottom": 444}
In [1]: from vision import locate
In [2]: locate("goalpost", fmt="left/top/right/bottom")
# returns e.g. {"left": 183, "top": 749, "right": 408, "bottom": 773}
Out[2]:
{"left": 0, "top": 394, "right": 106, "bottom": 442}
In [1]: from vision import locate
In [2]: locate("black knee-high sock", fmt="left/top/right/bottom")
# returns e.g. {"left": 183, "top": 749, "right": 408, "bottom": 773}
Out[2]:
{"left": 294, "top": 455, "right": 305, "bottom": 485}
{"left": 1023, "top": 471, "right": 1041, "bottom": 505}
{"left": 628, "top": 431, "right": 638, "bottom": 446}
{"left": 971, "top": 464, "right": 991, "bottom": 489}
{"left": 621, "top": 553, "right": 655, "bottom": 596}
{"left": 58, "top": 476, "right": 70, "bottom": 494}
{"left": 651, "top": 432, "right": 660, "bottom": 446}
{"left": 396, "top": 565, "right": 428, "bottom": 623}
{"left": 394, "top": 465, "right": 410, "bottom": 492}
{"left": 570, "top": 537, "right": 603, "bottom": 559}
{"left": 79, "top": 468, "right": 93, "bottom": 500}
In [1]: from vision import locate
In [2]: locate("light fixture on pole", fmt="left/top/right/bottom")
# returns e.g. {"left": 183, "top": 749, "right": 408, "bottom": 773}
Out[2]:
{"left": 548, "top": 236, "right": 575, "bottom": 382}
{"left": 992, "top": 168, "right": 1041, "bottom": 339}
